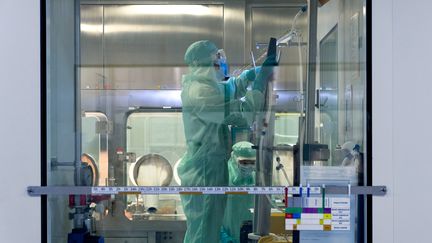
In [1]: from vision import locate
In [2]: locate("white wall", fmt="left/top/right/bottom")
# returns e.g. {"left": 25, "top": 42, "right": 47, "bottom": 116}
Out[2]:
{"left": 0, "top": 0, "right": 41, "bottom": 242}
{"left": 373, "top": 0, "right": 432, "bottom": 242}
{"left": 372, "top": 1, "right": 394, "bottom": 242}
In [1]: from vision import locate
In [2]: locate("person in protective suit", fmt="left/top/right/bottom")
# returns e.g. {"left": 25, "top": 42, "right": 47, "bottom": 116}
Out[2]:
{"left": 220, "top": 141, "right": 256, "bottom": 243}
{"left": 178, "top": 40, "right": 275, "bottom": 243}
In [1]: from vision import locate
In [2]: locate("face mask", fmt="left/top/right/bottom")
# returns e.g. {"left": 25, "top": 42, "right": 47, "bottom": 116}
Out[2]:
{"left": 238, "top": 163, "right": 255, "bottom": 176}
{"left": 215, "top": 49, "right": 229, "bottom": 80}
{"left": 218, "top": 59, "right": 228, "bottom": 77}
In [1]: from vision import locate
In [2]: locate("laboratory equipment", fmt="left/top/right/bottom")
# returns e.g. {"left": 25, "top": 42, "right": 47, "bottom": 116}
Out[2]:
{"left": 129, "top": 154, "right": 173, "bottom": 187}
{"left": 128, "top": 154, "right": 173, "bottom": 214}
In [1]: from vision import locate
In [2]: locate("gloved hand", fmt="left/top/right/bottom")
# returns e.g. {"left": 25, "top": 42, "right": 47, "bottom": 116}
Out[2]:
{"left": 244, "top": 69, "right": 256, "bottom": 81}
{"left": 241, "top": 67, "right": 261, "bottom": 82}
{"left": 253, "top": 55, "right": 278, "bottom": 93}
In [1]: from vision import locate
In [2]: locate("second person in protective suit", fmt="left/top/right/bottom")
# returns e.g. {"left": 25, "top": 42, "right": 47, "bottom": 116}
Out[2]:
{"left": 220, "top": 141, "right": 257, "bottom": 243}
{"left": 178, "top": 40, "right": 276, "bottom": 243}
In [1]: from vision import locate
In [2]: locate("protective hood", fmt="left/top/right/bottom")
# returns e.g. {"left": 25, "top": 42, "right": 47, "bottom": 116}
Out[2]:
{"left": 184, "top": 40, "right": 218, "bottom": 67}
{"left": 183, "top": 40, "right": 220, "bottom": 84}
{"left": 229, "top": 141, "right": 256, "bottom": 186}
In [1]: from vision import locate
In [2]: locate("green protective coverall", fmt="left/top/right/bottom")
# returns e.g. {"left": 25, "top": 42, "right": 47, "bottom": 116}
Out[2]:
{"left": 178, "top": 40, "right": 264, "bottom": 243}
{"left": 221, "top": 141, "right": 256, "bottom": 243}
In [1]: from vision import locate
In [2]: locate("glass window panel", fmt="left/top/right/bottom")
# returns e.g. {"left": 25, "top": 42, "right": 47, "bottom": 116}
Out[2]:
{"left": 45, "top": 1, "right": 369, "bottom": 242}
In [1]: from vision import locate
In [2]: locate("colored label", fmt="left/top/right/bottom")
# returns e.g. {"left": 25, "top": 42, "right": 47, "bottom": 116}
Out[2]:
{"left": 119, "top": 192, "right": 140, "bottom": 195}
{"left": 303, "top": 208, "right": 318, "bottom": 213}
{"left": 286, "top": 207, "right": 303, "bottom": 214}
{"left": 179, "top": 192, "right": 203, "bottom": 195}
{"left": 282, "top": 196, "right": 351, "bottom": 231}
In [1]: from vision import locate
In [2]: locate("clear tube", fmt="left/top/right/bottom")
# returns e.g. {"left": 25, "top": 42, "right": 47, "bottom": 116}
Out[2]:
{"left": 291, "top": 9, "right": 304, "bottom": 33}
{"left": 257, "top": 81, "right": 286, "bottom": 212}
{"left": 255, "top": 7, "right": 306, "bottom": 212}
{"left": 298, "top": 33, "right": 305, "bottom": 167}
{"left": 274, "top": 150, "right": 293, "bottom": 186}
{"left": 234, "top": 9, "right": 305, "bottom": 75}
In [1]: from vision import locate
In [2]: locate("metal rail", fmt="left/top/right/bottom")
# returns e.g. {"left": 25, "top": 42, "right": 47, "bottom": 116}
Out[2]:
{"left": 27, "top": 186, "right": 387, "bottom": 196}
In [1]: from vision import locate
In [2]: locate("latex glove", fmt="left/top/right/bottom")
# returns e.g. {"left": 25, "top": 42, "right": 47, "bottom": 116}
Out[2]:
{"left": 253, "top": 55, "right": 278, "bottom": 92}
{"left": 243, "top": 66, "right": 261, "bottom": 81}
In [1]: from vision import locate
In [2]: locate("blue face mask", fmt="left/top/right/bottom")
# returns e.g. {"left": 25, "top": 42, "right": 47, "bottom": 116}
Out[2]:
{"left": 218, "top": 58, "right": 229, "bottom": 77}
{"left": 215, "top": 49, "right": 229, "bottom": 80}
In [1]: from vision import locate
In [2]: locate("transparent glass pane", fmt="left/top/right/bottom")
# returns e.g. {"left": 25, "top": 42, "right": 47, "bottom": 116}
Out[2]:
{"left": 299, "top": 0, "right": 367, "bottom": 242}
{"left": 46, "top": 1, "right": 368, "bottom": 243}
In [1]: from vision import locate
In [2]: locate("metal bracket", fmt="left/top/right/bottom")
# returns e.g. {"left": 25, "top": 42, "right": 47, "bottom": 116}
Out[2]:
{"left": 256, "top": 42, "right": 307, "bottom": 49}
{"left": 326, "top": 185, "right": 387, "bottom": 195}
{"left": 95, "top": 120, "right": 113, "bottom": 134}
{"left": 117, "top": 152, "right": 136, "bottom": 163}
{"left": 50, "top": 158, "right": 75, "bottom": 168}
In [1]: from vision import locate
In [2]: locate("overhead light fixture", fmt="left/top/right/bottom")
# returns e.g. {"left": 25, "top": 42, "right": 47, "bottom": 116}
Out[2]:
{"left": 104, "top": 24, "right": 205, "bottom": 34}
{"left": 80, "top": 24, "right": 103, "bottom": 33}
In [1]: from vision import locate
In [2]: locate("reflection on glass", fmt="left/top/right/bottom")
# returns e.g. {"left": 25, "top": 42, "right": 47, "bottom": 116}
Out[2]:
{"left": 319, "top": 26, "right": 338, "bottom": 164}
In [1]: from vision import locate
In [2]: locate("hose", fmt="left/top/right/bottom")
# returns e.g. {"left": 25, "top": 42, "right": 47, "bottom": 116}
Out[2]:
{"left": 275, "top": 151, "right": 292, "bottom": 186}
{"left": 255, "top": 7, "right": 307, "bottom": 213}
{"left": 233, "top": 8, "right": 306, "bottom": 76}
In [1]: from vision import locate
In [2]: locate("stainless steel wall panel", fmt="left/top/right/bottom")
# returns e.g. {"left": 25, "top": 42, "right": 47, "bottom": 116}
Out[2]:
{"left": 249, "top": 6, "right": 308, "bottom": 90}
{"left": 79, "top": 1, "right": 310, "bottom": 91}
{"left": 80, "top": 5, "right": 104, "bottom": 66}
{"left": 103, "top": 5, "right": 224, "bottom": 65}
{"left": 105, "top": 66, "right": 186, "bottom": 89}
{"left": 80, "top": 90, "right": 302, "bottom": 113}
{"left": 81, "top": 90, "right": 182, "bottom": 110}
{"left": 81, "top": 66, "right": 186, "bottom": 90}
{"left": 80, "top": 67, "right": 105, "bottom": 89}
{"left": 223, "top": 1, "right": 246, "bottom": 66}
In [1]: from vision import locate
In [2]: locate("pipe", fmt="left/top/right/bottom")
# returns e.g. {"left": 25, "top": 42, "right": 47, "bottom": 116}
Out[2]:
{"left": 74, "top": 0, "right": 82, "bottom": 186}
{"left": 305, "top": 0, "right": 319, "bottom": 145}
